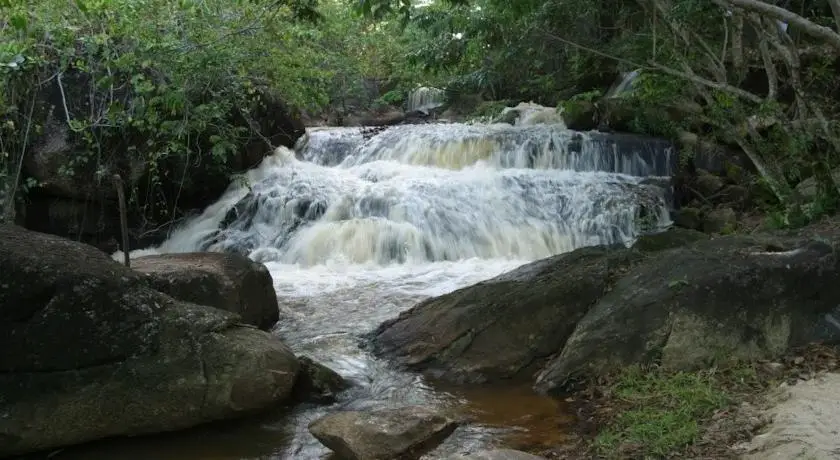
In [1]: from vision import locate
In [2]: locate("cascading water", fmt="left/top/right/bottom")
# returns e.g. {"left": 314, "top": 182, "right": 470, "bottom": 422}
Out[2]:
{"left": 406, "top": 86, "right": 446, "bottom": 113}
{"left": 97, "top": 121, "right": 673, "bottom": 459}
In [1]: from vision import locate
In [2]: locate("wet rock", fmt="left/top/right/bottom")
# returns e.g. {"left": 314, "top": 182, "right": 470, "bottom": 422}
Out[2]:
{"left": 535, "top": 237, "right": 840, "bottom": 394}
{"left": 23, "top": 195, "right": 120, "bottom": 253}
{"left": 695, "top": 169, "right": 725, "bottom": 197}
{"left": 131, "top": 252, "right": 280, "bottom": 330}
{"left": 292, "top": 356, "right": 350, "bottom": 404}
{"left": 345, "top": 105, "right": 406, "bottom": 127}
{"left": 446, "top": 449, "right": 546, "bottom": 460}
{"left": 795, "top": 168, "right": 840, "bottom": 200}
{"left": 374, "top": 230, "right": 840, "bottom": 394}
{"left": 19, "top": 70, "right": 304, "bottom": 251}
{"left": 631, "top": 227, "right": 709, "bottom": 252}
{"left": 672, "top": 206, "right": 703, "bottom": 230}
{"left": 371, "top": 245, "right": 647, "bottom": 383}
{"left": 702, "top": 207, "right": 737, "bottom": 234}
{"left": 559, "top": 100, "right": 597, "bottom": 131}
{"left": 493, "top": 109, "right": 520, "bottom": 125}
{"left": 308, "top": 406, "right": 459, "bottom": 460}
{"left": 0, "top": 225, "right": 300, "bottom": 457}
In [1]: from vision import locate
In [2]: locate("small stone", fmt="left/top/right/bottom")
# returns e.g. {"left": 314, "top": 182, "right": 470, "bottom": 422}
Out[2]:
{"left": 446, "top": 449, "right": 547, "bottom": 459}
{"left": 794, "top": 356, "right": 805, "bottom": 365}
{"left": 292, "top": 356, "right": 349, "bottom": 404}
{"left": 308, "top": 406, "right": 458, "bottom": 460}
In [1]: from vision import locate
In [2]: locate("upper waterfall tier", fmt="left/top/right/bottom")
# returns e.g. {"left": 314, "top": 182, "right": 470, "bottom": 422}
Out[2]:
{"left": 297, "top": 123, "right": 677, "bottom": 177}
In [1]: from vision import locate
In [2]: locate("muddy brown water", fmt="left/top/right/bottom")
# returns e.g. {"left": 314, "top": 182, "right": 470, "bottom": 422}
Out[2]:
{"left": 43, "top": 384, "right": 574, "bottom": 460}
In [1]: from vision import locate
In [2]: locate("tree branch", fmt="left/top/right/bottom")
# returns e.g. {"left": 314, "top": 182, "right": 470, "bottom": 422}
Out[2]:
{"left": 716, "top": 0, "right": 840, "bottom": 51}
{"left": 538, "top": 28, "right": 763, "bottom": 104}
{"left": 746, "top": 14, "right": 777, "bottom": 101}
{"left": 647, "top": 61, "right": 763, "bottom": 104}
{"left": 827, "top": 0, "right": 840, "bottom": 33}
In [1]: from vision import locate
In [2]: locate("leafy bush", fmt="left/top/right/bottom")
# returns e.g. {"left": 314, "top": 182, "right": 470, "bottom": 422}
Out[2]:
{"left": 0, "top": 0, "right": 413, "bottom": 224}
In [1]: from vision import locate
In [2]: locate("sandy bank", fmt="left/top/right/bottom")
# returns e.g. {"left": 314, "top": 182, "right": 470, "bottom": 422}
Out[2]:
{"left": 738, "top": 372, "right": 840, "bottom": 460}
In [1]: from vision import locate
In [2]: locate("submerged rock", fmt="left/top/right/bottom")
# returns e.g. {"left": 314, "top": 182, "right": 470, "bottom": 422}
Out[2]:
{"left": 308, "top": 406, "right": 458, "bottom": 459}
{"left": 131, "top": 252, "right": 280, "bottom": 330}
{"left": 0, "top": 225, "right": 300, "bottom": 457}
{"left": 292, "top": 356, "right": 350, "bottom": 404}
{"left": 373, "top": 231, "right": 840, "bottom": 394}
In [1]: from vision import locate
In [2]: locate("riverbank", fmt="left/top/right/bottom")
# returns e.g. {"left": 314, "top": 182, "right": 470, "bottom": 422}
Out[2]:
{"left": 541, "top": 343, "right": 840, "bottom": 459}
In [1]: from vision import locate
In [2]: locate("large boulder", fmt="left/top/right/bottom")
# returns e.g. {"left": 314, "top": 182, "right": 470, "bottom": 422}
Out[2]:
{"left": 534, "top": 236, "right": 840, "bottom": 393}
{"left": 371, "top": 244, "right": 646, "bottom": 384}
{"left": 0, "top": 225, "right": 300, "bottom": 456}
{"left": 308, "top": 406, "right": 459, "bottom": 460}
{"left": 373, "top": 232, "right": 840, "bottom": 394}
{"left": 131, "top": 252, "right": 280, "bottom": 330}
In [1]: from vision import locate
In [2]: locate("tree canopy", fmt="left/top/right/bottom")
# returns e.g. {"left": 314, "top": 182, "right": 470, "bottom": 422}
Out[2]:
{"left": 3, "top": 0, "right": 840, "bottom": 228}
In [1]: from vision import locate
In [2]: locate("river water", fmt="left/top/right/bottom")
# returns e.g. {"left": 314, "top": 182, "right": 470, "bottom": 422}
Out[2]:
{"left": 63, "top": 120, "right": 673, "bottom": 459}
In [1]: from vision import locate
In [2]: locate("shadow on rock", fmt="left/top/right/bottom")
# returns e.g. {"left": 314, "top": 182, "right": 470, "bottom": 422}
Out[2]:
{"left": 371, "top": 228, "right": 840, "bottom": 395}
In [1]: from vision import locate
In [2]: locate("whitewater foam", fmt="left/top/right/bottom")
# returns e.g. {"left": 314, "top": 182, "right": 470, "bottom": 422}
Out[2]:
{"left": 107, "top": 122, "right": 675, "bottom": 459}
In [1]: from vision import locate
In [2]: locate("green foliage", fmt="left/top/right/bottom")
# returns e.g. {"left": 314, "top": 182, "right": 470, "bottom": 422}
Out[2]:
{"left": 765, "top": 192, "right": 840, "bottom": 230}
{"left": 469, "top": 100, "right": 508, "bottom": 119}
{"left": 567, "top": 89, "right": 603, "bottom": 103}
{"left": 379, "top": 89, "right": 406, "bottom": 106}
{"left": 594, "top": 365, "right": 747, "bottom": 458}
{"left": 0, "top": 0, "right": 413, "bottom": 224}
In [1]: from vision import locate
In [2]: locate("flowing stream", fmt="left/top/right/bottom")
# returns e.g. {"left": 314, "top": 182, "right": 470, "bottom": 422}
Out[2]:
{"left": 64, "top": 120, "right": 674, "bottom": 459}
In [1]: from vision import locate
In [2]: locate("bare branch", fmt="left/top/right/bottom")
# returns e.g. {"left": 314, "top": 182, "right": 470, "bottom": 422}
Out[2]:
{"left": 4, "top": 96, "right": 36, "bottom": 223}
{"left": 730, "top": 11, "right": 746, "bottom": 83}
{"left": 537, "top": 28, "right": 763, "bottom": 104}
{"left": 828, "top": 0, "right": 840, "bottom": 33}
{"left": 716, "top": 0, "right": 840, "bottom": 51}
{"left": 745, "top": 14, "right": 777, "bottom": 101}
{"left": 647, "top": 61, "right": 763, "bottom": 104}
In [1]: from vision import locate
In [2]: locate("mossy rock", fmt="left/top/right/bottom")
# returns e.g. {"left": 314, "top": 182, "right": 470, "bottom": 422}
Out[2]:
{"left": 632, "top": 228, "right": 709, "bottom": 252}
{"left": 672, "top": 207, "right": 703, "bottom": 231}
{"left": 560, "top": 100, "right": 597, "bottom": 131}
{"left": 703, "top": 207, "right": 738, "bottom": 234}
{"left": 292, "top": 357, "right": 349, "bottom": 404}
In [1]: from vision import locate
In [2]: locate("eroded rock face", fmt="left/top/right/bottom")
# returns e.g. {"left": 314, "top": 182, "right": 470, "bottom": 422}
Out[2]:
{"left": 371, "top": 244, "right": 645, "bottom": 384}
{"left": 535, "top": 236, "right": 840, "bottom": 393}
{"left": 20, "top": 71, "right": 305, "bottom": 250}
{"left": 308, "top": 406, "right": 458, "bottom": 460}
{"left": 131, "top": 252, "right": 280, "bottom": 330}
{"left": 373, "top": 230, "right": 840, "bottom": 394}
{"left": 0, "top": 225, "right": 300, "bottom": 457}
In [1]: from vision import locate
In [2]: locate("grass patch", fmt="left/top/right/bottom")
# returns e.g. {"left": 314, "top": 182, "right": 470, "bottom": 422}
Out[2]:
{"left": 593, "top": 364, "right": 760, "bottom": 459}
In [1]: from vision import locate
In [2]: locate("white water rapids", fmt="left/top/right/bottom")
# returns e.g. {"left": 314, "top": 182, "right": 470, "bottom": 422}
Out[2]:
{"left": 93, "top": 120, "right": 673, "bottom": 459}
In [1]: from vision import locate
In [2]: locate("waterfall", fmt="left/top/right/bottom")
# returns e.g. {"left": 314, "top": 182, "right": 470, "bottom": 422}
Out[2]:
{"left": 108, "top": 120, "right": 676, "bottom": 458}
{"left": 605, "top": 69, "right": 641, "bottom": 98}
{"left": 406, "top": 87, "right": 446, "bottom": 113}
{"left": 124, "top": 122, "right": 673, "bottom": 265}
